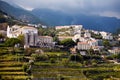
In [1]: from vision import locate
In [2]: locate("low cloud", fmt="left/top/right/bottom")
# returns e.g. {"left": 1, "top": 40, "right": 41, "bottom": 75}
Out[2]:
{"left": 2, "top": 0, "right": 120, "bottom": 18}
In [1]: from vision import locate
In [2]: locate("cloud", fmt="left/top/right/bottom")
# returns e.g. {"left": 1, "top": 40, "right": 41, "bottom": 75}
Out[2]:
{"left": 2, "top": 0, "right": 120, "bottom": 18}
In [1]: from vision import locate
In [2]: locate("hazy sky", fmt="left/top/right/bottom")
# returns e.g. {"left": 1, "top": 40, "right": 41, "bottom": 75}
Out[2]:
{"left": 2, "top": 0, "right": 120, "bottom": 19}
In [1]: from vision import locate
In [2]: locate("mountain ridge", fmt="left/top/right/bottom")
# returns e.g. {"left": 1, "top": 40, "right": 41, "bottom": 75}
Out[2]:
{"left": 31, "top": 8, "right": 120, "bottom": 32}
{"left": 0, "top": 0, "right": 44, "bottom": 24}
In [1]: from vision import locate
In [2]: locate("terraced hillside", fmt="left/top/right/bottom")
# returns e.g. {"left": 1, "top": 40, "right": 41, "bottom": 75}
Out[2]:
{"left": 0, "top": 48, "right": 29, "bottom": 80}
{"left": 32, "top": 62, "right": 87, "bottom": 80}
{"left": 1, "top": 48, "right": 120, "bottom": 80}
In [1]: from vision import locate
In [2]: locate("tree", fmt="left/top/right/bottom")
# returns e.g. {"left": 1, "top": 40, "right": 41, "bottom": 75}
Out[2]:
{"left": 69, "top": 54, "right": 83, "bottom": 63}
{"left": 17, "top": 34, "right": 24, "bottom": 46}
{"left": 91, "top": 32, "right": 102, "bottom": 39}
{"left": 60, "top": 39, "right": 75, "bottom": 48}
{"left": 5, "top": 38, "right": 20, "bottom": 47}
{"left": 38, "top": 27, "right": 56, "bottom": 37}
{"left": 103, "top": 39, "right": 111, "bottom": 48}
{"left": 5, "top": 38, "right": 21, "bottom": 54}
{"left": 0, "top": 34, "right": 4, "bottom": 39}
{"left": 0, "top": 33, "right": 5, "bottom": 43}
{"left": 53, "top": 36, "right": 60, "bottom": 44}
{"left": 116, "top": 53, "right": 120, "bottom": 59}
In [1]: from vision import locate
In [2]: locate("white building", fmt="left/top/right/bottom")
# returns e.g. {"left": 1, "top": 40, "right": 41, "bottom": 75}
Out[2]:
{"left": 77, "top": 42, "right": 91, "bottom": 50}
{"left": 91, "top": 30, "right": 99, "bottom": 35}
{"left": 7, "top": 25, "right": 38, "bottom": 38}
{"left": 118, "top": 34, "right": 120, "bottom": 37}
{"left": 55, "top": 25, "right": 83, "bottom": 30}
{"left": 108, "top": 48, "right": 120, "bottom": 54}
{"left": 84, "top": 30, "right": 91, "bottom": 38}
{"left": 55, "top": 26, "right": 71, "bottom": 30}
{"left": 7, "top": 25, "right": 38, "bottom": 48}
{"left": 73, "top": 34, "right": 81, "bottom": 42}
{"left": 100, "top": 31, "right": 113, "bottom": 40}
{"left": 73, "top": 25, "right": 83, "bottom": 34}
{"left": 77, "top": 39, "right": 99, "bottom": 50}
{"left": 88, "top": 40, "right": 98, "bottom": 46}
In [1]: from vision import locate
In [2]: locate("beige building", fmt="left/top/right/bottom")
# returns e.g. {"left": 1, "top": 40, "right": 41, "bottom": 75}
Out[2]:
{"left": 108, "top": 48, "right": 120, "bottom": 54}
{"left": 37, "top": 36, "right": 54, "bottom": 48}
{"left": 77, "top": 42, "right": 91, "bottom": 50}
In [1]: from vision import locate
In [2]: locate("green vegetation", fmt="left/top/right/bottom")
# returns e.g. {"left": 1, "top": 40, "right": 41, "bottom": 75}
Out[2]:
{"left": 91, "top": 32, "right": 102, "bottom": 39}
{"left": 103, "top": 39, "right": 112, "bottom": 48}
{"left": 60, "top": 38, "right": 76, "bottom": 49}
{"left": 5, "top": 38, "right": 20, "bottom": 47}
{"left": 0, "top": 47, "right": 120, "bottom": 80}
{"left": 38, "top": 27, "right": 56, "bottom": 37}
{"left": 0, "top": 49, "right": 30, "bottom": 80}
{"left": 0, "top": 10, "right": 25, "bottom": 26}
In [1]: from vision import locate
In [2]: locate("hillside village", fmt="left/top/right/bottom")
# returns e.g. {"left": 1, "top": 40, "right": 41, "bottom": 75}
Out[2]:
{"left": 1, "top": 0, "right": 120, "bottom": 79}
{"left": 0, "top": 6, "right": 120, "bottom": 80}
{"left": 56, "top": 25, "right": 120, "bottom": 57}
{"left": 0, "top": 24, "right": 120, "bottom": 60}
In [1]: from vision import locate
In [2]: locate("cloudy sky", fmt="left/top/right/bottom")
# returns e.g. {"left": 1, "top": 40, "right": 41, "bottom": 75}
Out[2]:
{"left": 2, "top": 0, "right": 120, "bottom": 19}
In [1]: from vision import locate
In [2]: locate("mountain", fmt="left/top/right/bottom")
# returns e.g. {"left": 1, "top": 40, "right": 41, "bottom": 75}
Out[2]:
{"left": 0, "top": 9, "right": 24, "bottom": 30}
{"left": 32, "top": 9, "right": 73, "bottom": 26}
{"left": 32, "top": 8, "right": 120, "bottom": 32}
{"left": 0, "top": 0, "right": 43, "bottom": 24}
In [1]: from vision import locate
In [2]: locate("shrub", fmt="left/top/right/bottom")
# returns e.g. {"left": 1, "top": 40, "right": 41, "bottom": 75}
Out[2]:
{"left": 83, "top": 61, "right": 90, "bottom": 66}
{"left": 32, "top": 54, "right": 49, "bottom": 61}
{"left": 50, "top": 58, "right": 56, "bottom": 63}
{"left": 69, "top": 54, "right": 83, "bottom": 63}
{"left": 22, "top": 64, "right": 29, "bottom": 72}
{"left": 62, "top": 59, "right": 69, "bottom": 67}
{"left": 24, "top": 48, "right": 33, "bottom": 56}
{"left": 91, "top": 59, "right": 98, "bottom": 66}
{"left": 47, "top": 53, "right": 58, "bottom": 58}
{"left": 26, "top": 69, "right": 31, "bottom": 75}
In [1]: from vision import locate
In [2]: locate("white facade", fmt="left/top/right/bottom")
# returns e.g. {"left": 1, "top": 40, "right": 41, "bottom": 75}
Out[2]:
{"left": 88, "top": 40, "right": 98, "bottom": 46}
{"left": 7, "top": 25, "right": 38, "bottom": 38}
{"left": 77, "top": 42, "right": 91, "bottom": 50}
{"left": 108, "top": 48, "right": 120, "bottom": 54}
{"left": 55, "top": 26, "right": 71, "bottom": 30}
{"left": 73, "top": 34, "right": 81, "bottom": 42}
{"left": 77, "top": 39, "right": 99, "bottom": 50}
{"left": 84, "top": 30, "right": 91, "bottom": 38}
{"left": 100, "top": 31, "right": 113, "bottom": 40}
{"left": 91, "top": 30, "right": 99, "bottom": 35}
{"left": 7, "top": 25, "right": 21, "bottom": 38}
{"left": 74, "top": 25, "right": 83, "bottom": 34}
{"left": 7, "top": 25, "right": 38, "bottom": 48}
{"left": 56, "top": 25, "right": 83, "bottom": 31}
{"left": 118, "top": 34, "right": 120, "bottom": 37}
